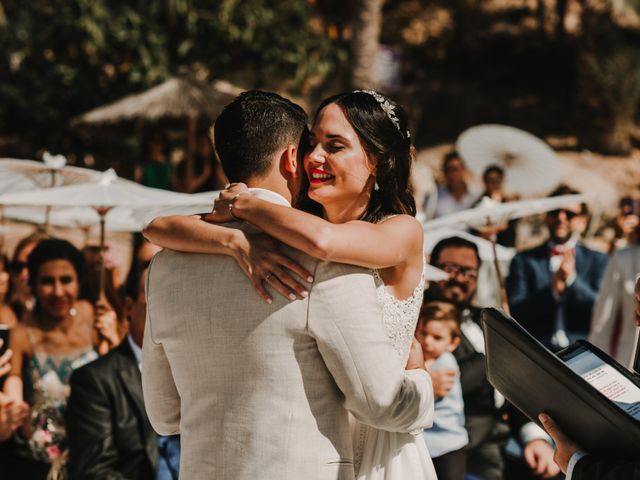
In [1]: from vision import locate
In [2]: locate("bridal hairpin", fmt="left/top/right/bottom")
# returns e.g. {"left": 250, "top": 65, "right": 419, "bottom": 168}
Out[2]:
{"left": 353, "top": 90, "right": 411, "bottom": 139}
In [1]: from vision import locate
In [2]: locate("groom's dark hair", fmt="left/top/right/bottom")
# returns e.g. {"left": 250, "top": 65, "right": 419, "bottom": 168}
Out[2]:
{"left": 213, "top": 90, "right": 308, "bottom": 183}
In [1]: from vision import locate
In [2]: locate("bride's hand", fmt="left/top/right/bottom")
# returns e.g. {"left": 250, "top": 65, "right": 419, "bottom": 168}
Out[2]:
{"left": 405, "top": 338, "right": 425, "bottom": 371}
{"left": 205, "top": 183, "right": 250, "bottom": 223}
{"left": 234, "top": 232, "right": 314, "bottom": 304}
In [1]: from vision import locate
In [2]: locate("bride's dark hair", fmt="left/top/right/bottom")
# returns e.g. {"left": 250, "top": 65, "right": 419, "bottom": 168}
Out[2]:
{"left": 299, "top": 91, "right": 416, "bottom": 224}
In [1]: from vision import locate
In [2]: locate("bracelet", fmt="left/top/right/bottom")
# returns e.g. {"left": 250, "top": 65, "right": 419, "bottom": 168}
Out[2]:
{"left": 229, "top": 191, "right": 250, "bottom": 220}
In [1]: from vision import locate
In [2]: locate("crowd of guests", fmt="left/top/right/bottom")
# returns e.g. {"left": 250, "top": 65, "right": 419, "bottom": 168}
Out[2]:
{"left": 0, "top": 232, "right": 180, "bottom": 479}
{"left": 411, "top": 152, "right": 640, "bottom": 479}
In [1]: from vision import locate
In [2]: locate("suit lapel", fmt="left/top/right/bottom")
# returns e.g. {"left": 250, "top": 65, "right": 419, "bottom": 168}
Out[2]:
{"left": 115, "top": 342, "right": 159, "bottom": 468}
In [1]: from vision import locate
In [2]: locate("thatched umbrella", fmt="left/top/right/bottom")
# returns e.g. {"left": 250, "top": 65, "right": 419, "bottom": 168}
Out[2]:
{"left": 71, "top": 77, "right": 242, "bottom": 126}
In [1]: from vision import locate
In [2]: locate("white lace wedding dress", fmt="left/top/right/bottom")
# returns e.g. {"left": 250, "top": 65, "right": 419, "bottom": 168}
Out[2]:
{"left": 352, "top": 265, "right": 438, "bottom": 480}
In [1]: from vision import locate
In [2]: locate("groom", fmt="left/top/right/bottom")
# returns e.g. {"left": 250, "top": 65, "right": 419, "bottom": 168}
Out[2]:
{"left": 141, "top": 91, "right": 434, "bottom": 479}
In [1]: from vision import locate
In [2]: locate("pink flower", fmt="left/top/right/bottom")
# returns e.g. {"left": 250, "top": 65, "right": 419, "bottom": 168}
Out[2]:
{"left": 46, "top": 445, "right": 60, "bottom": 459}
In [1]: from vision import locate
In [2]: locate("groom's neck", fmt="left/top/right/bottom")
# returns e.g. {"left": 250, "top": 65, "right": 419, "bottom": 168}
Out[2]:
{"left": 245, "top": 175, "right": 292, "bottom": 205}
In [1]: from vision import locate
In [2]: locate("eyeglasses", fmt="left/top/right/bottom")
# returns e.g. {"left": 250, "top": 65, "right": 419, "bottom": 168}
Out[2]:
{"left": 10, "top": 261, "right": 28, "bottom": 274}
{"left": 548, "top": 209, "right": 579, "bottom": 220}
{"left": 438, "top": 262, "right": 478, "bottom": 281}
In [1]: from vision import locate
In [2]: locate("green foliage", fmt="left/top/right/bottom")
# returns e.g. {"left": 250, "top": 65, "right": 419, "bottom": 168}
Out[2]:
{"left": 0, "top": 0, "right": 344, "bottom": 148}
{"left": 585, "top": 45, "right": 640, "bottom": 123}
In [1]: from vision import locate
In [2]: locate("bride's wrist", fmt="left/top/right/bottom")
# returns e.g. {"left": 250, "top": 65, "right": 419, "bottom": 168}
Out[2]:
{"left": 229, "top": 191, "right": 252, "bottom": 220}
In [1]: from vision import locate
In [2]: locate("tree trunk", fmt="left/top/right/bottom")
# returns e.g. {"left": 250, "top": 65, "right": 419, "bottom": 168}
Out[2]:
{"left": 350, "top": 0, "right": 384, "bottom": 90}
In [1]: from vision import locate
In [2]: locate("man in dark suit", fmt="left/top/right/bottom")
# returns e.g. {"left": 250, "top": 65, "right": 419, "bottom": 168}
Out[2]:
{"left": 506, "top": 186, "right": 608, "bottom": 350}
{"left": 425, "top": 236, "right": 558, "bottom": 480}
{"left": 66, "top": 262, "right": 178, "bottom": 479}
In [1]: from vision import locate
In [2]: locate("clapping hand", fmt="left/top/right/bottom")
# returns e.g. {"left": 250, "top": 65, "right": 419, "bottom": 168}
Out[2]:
{"left": 205, "top": 183, "right": 250, "bottom": 224}
{"left": 552, "top": 249, "right": 575, "bottom": 296}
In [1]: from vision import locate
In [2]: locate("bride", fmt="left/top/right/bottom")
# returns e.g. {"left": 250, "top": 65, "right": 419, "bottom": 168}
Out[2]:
{"left": 144, "top": 90, "right": 437, "bottom": 480}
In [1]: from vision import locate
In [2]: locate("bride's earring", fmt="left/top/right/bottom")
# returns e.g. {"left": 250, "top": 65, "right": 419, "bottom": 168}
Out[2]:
{"left": 374, "top": 180, "right": 380, "bottom": 191}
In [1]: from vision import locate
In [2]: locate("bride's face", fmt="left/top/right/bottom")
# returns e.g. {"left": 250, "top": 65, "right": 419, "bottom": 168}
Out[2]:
{"left": 304, "top": 103, "right": 375, "bottom": 209}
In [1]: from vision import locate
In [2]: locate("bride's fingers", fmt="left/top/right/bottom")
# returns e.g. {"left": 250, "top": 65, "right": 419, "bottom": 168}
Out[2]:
{"left": 271, "top": 253, "right": 314, "bottom": 284}
{"left": 251, "top": 277, "right": 273, "bottom": 304}
{"left": 268, "top": 266, "right": 308, "bottom": 299}
{"left": 264, "top": 273, "right": 297, "bottom": 302}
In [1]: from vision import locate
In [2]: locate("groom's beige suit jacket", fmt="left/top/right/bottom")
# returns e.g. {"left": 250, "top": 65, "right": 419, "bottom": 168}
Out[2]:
{"left": 141, "top": 192, "right": 434, "bottom": 480}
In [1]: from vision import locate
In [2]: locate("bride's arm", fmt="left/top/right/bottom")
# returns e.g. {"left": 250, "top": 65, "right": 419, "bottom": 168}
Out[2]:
{"left": 214, "top": 193, "right": 424, "bottom": 269}
{"left": 143, "top": 215, "right": 246, "bottom": 256}
{"left": 143, "top": 215, "right": 312, "bottom": 302}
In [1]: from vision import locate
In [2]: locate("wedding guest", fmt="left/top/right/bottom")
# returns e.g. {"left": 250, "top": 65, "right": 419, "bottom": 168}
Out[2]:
{"left": 609, "top": 195, "right": 640, "bottom": 253}
{"left": 8, "top": 231, "right": 49, "bottom": 321}
{"left": 589, "top": 218, "right": 640, "bottom": 369}
{"left": 135, "top": 130, "right": 176, "bottom": 191}
{"left": 470, "top": 165, "right": 518, "bottom": 247}
{"left": 3, "top": 239, "right": 100, "bottom": 479}
{"left": 67, "top": 262, "right": 180, "bottom": 480}
{"left": 417, "top": 301, "right": 468, "bottom": 480}
{"left": 425, "top": 236, "right": 558, "bottom": 480}
{"left": 507, "top": 186, "right": 608, "bottom": 351}
{"left": 433, "top": 151, "right": 480, "bottom": 218}
{"left": 176, "top": 129, "right": 228, "bottom": 193}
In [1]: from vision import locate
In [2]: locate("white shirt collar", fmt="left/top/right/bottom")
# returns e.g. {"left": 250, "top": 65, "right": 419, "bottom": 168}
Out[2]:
{"left": 127, "top": 334, "right": 142, "bottom": 366}
{"left": 247, "top": 188, "right": 291, "bottom": 207}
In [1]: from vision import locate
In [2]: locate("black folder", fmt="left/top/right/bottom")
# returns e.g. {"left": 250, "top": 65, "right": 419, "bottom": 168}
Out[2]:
{"left": 481, "top": 307, "right": 640, "bottom": 459}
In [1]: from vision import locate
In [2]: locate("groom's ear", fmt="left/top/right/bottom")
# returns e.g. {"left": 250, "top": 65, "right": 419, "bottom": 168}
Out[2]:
{"left": 282, "top": 144, "right": 299, "bottom": 177}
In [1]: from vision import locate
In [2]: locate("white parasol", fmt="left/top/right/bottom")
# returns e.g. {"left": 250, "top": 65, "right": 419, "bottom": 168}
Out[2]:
{"left": 0, "top": 169, "right": 208, "bottom": 296}
{"left": 456, "top": 124, "right": 560, "bottom": 196}
{"left": 0, "top": 156, "right": 101, "bottom": 194}
{"left": 423, "top": 195, "right": 588, "bottom": 232}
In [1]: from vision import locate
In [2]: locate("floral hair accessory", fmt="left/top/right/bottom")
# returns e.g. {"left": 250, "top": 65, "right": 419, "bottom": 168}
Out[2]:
{"left": 353, "top": 90, "right": 411, "bottom": 139}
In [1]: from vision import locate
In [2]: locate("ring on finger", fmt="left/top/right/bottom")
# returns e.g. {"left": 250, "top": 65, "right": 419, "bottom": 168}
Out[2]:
{"left": 265, "top": 272, "right": 273, "bottom": 281}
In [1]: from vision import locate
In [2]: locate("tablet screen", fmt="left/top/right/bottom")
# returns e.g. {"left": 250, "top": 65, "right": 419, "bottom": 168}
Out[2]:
{"left": 564, "top": 348, "right": 640, "bottom": 421}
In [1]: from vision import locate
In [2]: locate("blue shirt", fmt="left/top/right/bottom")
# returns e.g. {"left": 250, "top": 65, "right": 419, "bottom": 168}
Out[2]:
{"left": 423, "top": 352, "right": 469, "bottom": 458}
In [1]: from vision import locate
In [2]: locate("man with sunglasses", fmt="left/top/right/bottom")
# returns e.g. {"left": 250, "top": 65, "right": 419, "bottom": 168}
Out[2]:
{"left": 506, "top": 185, "right": 607, "bottom": 351}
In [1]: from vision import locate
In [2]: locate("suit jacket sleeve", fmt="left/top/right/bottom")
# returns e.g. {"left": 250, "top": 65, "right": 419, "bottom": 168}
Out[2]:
{"left": 589, "top": 254, "right": 620, "bottom": 353}
{"left": 565, "top": 251, "right": 607, "bottom": 310}
{"left": 506, "top": 253, "right": 554, "bottom": 315}
{"left": 141, "top": 312, "right": 181, "bottom": 436}
{"left": 66, "top": 367, "right": 130, "bottom": 480}
{"left": 571, "top": 455, "right": 640, "bottom": 480}
{"left": 307, "top": 262, "right": 434, "bottom": 433}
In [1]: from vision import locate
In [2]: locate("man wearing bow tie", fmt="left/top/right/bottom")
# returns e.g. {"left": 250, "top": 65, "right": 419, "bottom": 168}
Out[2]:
{"left": 506, "top": 186, "right": 608, "bottom": 351}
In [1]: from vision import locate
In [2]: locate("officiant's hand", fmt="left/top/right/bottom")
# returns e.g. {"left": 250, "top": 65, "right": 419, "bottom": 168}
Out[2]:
{"left": 539, "top": 413, "right": 579, "bottom": 474}
{"left": 233, "top": 232, "right": 312, "bottom": 304}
